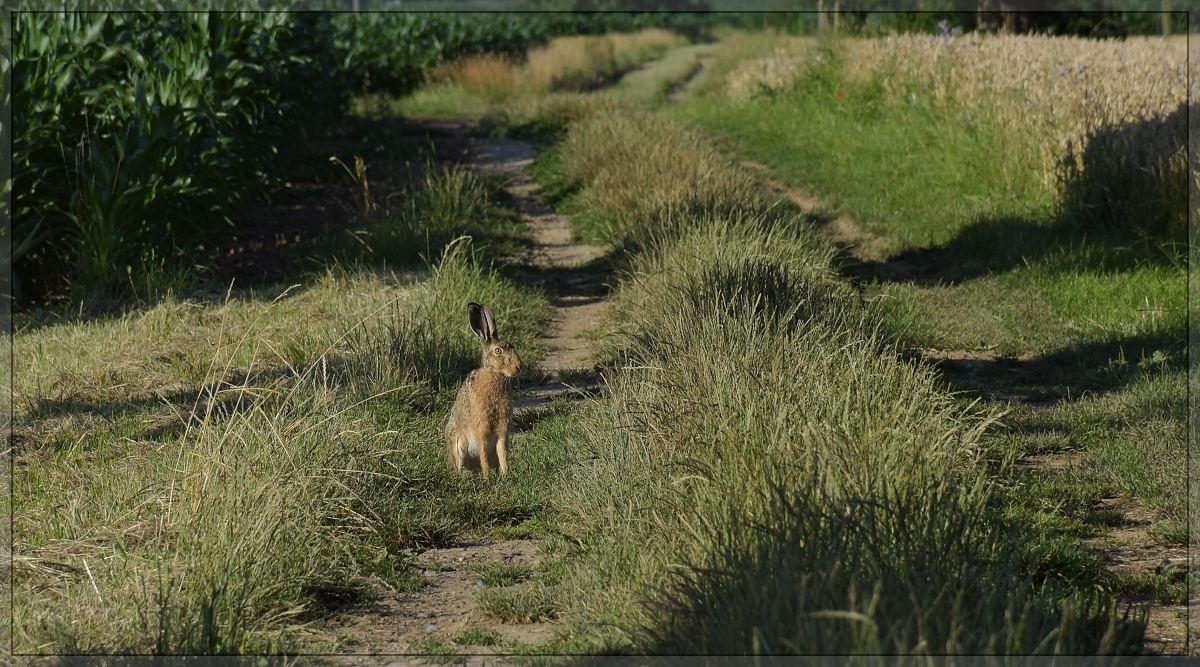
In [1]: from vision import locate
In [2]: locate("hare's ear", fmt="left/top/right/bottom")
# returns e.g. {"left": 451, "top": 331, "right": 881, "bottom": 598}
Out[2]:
{"left": 480, "top": 304, "right": 498, "bottom": 340}
{"left": 467, "top": 302, "right": 488, "bottom": 342}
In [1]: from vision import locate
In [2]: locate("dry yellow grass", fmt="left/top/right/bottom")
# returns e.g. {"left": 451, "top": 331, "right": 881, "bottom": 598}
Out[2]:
{"left": 429, "top": 52, "right": 522, "bottom": 98}
{"left": 845, "top": 34, "right": 1185, "bottom": 176}
{"left": 432, "top": 29, "right": 684, "bottom": 98}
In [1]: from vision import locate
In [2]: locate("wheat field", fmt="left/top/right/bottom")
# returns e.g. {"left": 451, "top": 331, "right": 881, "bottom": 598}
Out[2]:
{"left": 726, "top": 32, "right": 1187, "bottom": 237}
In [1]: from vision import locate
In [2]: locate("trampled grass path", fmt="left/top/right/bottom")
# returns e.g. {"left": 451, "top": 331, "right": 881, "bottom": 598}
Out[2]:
{"left": 330, "top": 119, "right": 610, "bottom": 659}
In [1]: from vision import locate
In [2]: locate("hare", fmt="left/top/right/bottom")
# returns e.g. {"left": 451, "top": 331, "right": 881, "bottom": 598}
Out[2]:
{"left": 445, "top": 302, "right": 522, "bottom": 478}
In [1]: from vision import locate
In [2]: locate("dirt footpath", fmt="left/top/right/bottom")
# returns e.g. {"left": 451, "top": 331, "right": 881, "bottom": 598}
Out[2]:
{"left": 329, "top": 119, "right": 610, "bottom": 659}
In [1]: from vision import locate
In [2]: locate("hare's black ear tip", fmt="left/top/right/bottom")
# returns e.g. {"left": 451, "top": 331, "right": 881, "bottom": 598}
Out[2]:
{"left": 467, "top": 301, "right": 482, "bottom": 312}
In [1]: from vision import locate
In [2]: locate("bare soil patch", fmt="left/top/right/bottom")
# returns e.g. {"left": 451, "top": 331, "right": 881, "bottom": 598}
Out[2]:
{"left": 1083, "top": 497, "right": 1187, "bottom": 655}
{"left": 331, "top": 540, "right": 556, "bottom": 655}
{"left": 449, "top": 124, "right": 611, "bottom": 411}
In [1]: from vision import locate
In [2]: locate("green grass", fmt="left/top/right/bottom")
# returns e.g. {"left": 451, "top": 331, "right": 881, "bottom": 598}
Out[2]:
{"left": 355, "top": 86, "right": 494, "bottom": 120}
{"left": 477, "top": 585, "right": 560, "bottom": 624}
{"left": 665, "top": 35, "right": 1185, "bottom": 578}
{"left": 413, "top": 636, "right": 463, "bottom": 660}
{"left": 670, "top": 77, "right": 1049, "bottom": 255}
{"left": 15, "top": 29, "right": 1181, "bottom": 657}
{"left": 990, "top": 368, "right": 1186, "bottom": 531}
{"left": 604, "top": 43, "right": 717, "bottom": 107}
{"left": 12, "top": 179, "right": 557, "bottom": 653}
{"left": 668, "top": 39, "right": 1185, "bottom": 363}
{"left": 1115, "top": 572, "right": 1188, "bottom": 606}
{"left": 454, "top": 628, "right": 503, "bottom": 646}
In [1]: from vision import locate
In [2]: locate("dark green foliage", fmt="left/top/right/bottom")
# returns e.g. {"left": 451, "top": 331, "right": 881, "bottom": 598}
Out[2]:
{"left": 11, "top": 12, "right": 350, "bottom": 300}
{"left": 10, "top": 10, "right": 704, "bottom": 303}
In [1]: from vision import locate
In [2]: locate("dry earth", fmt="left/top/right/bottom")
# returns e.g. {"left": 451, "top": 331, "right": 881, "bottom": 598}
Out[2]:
{"left": 328, "top": 119, "right": 610, "bottom": 659}
{"left": 1083, "top": 496, "right": 1188, "bottom": 655}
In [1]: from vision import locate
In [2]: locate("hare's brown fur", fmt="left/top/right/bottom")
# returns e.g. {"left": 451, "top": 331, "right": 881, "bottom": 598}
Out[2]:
{"left": 445, "top": 303, "right": 521, "bottom": 478}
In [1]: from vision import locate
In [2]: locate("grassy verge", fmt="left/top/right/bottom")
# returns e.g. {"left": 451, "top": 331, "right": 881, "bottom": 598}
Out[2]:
{"left": 496, "top": 104, "right": 1145, "bottom": 654}
{"left": 667, "top": 31, "right": 1186, "bottom": 553}
{"left": 12, "top": 154, "right": 559, "bottom": 652}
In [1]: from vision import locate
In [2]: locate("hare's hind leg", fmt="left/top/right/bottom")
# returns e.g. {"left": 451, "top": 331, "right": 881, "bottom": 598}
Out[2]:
{"left": 446, "top": 432, "right": 464, "bottom": 472}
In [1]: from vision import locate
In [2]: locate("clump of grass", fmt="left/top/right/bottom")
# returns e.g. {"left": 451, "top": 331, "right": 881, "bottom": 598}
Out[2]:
{"left": 344, "top": 160, "right": 528, "bottom": 269}
{"left": 413, "top": 636, "right": 460, "bottom": 659}
{"left": 726, "top": 45, "right": 812, "bottom": 100}
{"left": 646, "top": 479, "right": 1144, "bottom": 654}
{"left": 525, "top": 30, "right": 683, "bottom": 93}
{"left": 483, "top": 92, "right": 626, "bottom": 145}
{"left": 13, "top": 235, "right": 551, "bottom": 653}
{"left": 454, "top": 628, "right": 503, "bottom": 646}
{"left": 429, "top": 52, "right": 523, "bottom": 99}
{"left": 477, "top": 585, "right": 560, "bottom": 624}
{"left": 605, "top": 43, "right": 718, "bottom": 107}
{"left": 551, "top": 110, "right": 778, "bottom": 246}
{"left": 1114, "top": 571, "right": 1187, "bottom": 606}
{"left": 471, "top": 561, "right": 533, "bottom": 587}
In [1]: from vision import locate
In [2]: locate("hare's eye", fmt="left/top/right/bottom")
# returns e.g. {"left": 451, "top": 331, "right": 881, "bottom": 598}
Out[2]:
{"left": 493, "top": 347, "right": 503, "bottom": 356}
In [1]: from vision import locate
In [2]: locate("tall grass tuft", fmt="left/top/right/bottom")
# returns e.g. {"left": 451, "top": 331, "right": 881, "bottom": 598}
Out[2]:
{"left": 552, "top": 111, "right": 778, "bottom": 246}
{"left": 647, "top": 478, "right": 1144, "bottom": 655}
{"left": 343, "top": 160, "right": 527, "bottom": 268}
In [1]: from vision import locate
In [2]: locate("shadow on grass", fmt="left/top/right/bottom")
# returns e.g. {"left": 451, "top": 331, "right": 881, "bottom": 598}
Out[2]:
{"left": 846, "top": 214, "right": 1183, "bottom": 288}
{"left": 912, "top": 325, "right": 1185, "bottom": 405}
{"left": 499, "top": 255, "right": 615, "bottom": 302}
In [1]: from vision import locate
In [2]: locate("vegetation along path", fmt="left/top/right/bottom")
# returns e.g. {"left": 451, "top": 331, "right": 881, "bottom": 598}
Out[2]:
{"left": 738, "top": 136, "right": 1186, "bottom": 657}
{"left": 332, "top": 118, "right": 609, "bottom": 657}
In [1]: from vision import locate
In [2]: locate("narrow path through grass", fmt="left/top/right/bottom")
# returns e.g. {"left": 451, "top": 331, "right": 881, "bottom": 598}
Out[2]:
{"left": 328, "top": 118, "right": 612, "bottom": 656}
